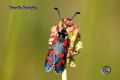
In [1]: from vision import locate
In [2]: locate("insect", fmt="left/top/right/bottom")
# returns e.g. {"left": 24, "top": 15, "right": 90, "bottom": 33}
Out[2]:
{"left": 45, "top": 8, "right": 81, "bottom": 74}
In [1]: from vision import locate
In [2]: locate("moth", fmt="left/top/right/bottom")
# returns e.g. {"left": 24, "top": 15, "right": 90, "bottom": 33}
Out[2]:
{"left": 45, "top": 8, "right": 82, "bottom": 74}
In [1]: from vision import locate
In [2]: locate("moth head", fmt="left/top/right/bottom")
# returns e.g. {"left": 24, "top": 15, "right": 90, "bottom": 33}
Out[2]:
{"left": 54, "top": 7, "right": 80, "bottom": 27}
{"left": 62, "top": 18, "right": 74, "bottom": 27}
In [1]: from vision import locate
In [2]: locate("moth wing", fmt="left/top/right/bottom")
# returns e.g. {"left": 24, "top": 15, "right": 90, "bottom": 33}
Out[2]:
{"left": 54, "top": 39, "right": 69, "bottom": 74}
{"left": 44, "top": 36, "right": 59, "bottom": 72}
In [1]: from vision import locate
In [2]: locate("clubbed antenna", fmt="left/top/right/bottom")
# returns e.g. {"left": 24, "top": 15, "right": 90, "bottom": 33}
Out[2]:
{"left": 54, "top": 7, "right": 62, "bottom": 20}
{"left": 71, "top": 12, "right": 80, "bottom": 20}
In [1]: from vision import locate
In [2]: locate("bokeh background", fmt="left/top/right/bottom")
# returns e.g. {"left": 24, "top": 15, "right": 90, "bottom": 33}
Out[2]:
{"left": 0, "top": 0, "right": 120, "bottom": 80}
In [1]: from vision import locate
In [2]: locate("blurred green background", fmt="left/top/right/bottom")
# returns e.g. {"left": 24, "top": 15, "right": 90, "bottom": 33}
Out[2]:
{"left": 0, "top": 0, "right": 120, "bottom": 80}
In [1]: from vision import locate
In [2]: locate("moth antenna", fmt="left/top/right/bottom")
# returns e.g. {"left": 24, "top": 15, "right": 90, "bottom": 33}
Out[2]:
{"left": 54, "top": 7, "right": 62, "bottom": 20}
{"left": 71, "top": 12, "right": 80, "bottom": 20}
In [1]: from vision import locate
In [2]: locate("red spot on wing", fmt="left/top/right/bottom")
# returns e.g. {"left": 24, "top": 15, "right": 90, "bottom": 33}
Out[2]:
{"left": 50, "top": 50, "right": 53, "bottom": 55}
{"left": 46, "top": 56, "right": 50, "bottom": 61}
{"left": 60, "top": 53, "right": 64, "bottom": 58}
{"left": 54, "top": 36, "right": 57, "bottom": 44}
{"left": 55, "top": 60, "right": 65, "bottom": 67}
{"left": 46, "top": 56, "right": 52, "bottom": 66}
{"left": 63, "top": 40, "right": 68, "bottom": 47}
{"left": 55, "top": 62, "right": 61, "bottom": 67}
{"left": 61, "top": 60, "right": 65, "bottom": 64}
